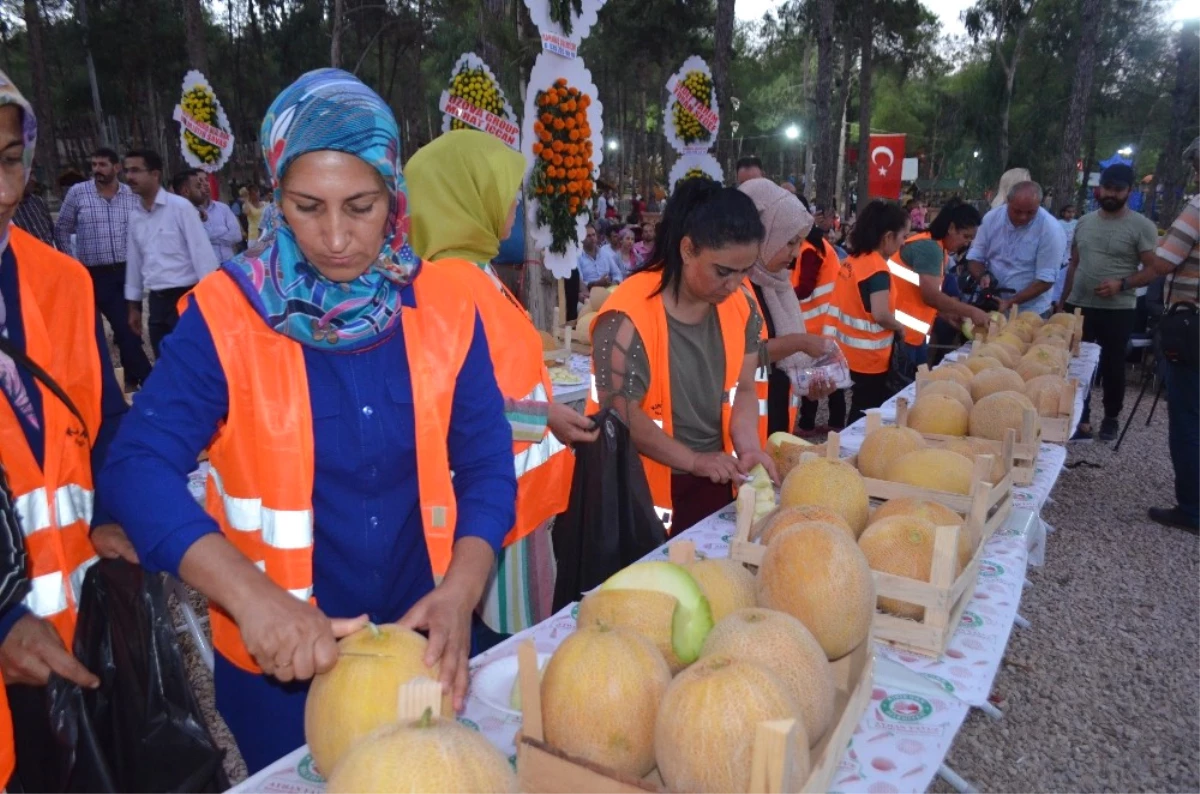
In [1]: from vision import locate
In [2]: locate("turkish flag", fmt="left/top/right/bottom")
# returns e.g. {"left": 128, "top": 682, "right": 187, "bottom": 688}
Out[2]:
{"left": 867, "top": 133, "right": 906, "bottom": 199}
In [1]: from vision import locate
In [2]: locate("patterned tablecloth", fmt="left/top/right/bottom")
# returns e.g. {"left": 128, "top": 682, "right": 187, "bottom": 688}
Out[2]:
{"left": 550, "top": 352, "right": 591, "bottom": 405}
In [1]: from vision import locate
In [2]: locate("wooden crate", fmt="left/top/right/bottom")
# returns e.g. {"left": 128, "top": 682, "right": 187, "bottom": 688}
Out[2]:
{"left": 979, "top": 306, "right": 1083, "bottom": 357}
{"left": 516, "top": 633, "right": 875, "bottom": 794}
{"left": 898, "top": 388, "right": 1040, "bottom": 485}
{"left": 729, "top": 432, "right": 1013, "bottom": 657}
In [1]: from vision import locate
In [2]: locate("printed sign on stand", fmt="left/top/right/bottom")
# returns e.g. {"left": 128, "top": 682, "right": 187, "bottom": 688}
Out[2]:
{"left": 439, "top": 52, "right": 520, "bottom": 149}
{"left": 523, "top": 0, "right": 607, "bottom": 54}
{"left": 173, "top": 70, "right": 234, "bottom": 172}
{"left": 664, "top": 55, "right": 719, "bottom": 156}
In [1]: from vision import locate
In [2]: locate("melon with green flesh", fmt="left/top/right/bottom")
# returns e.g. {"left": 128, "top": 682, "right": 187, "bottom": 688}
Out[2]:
{"left": 779, "top": 457, "right": 870, "bottom": 536}
{"left": 868, "top": 497, "right": 974, "bottom": 566}
{"left": 767, "top": 431, "right": 812, "bottom": 451}
{"left": 970, "top": 390, "right": 1040, "bottom": 441}
{"left": 969, "top": 366, "right": 1026, "bottom": 402}
{"left": 655, "top": 655, "right": 810, "bottom": 793}
{"left": 599, "top": 561, "right": 714, "bottom": 668}
{"left": 508, "top": 663, "right": 544, "bottom": 711}
{"left": 964, "top": 355, "right": 1005, "bottom": 374}
{"left": 700, "top": 608, "right": 835, "bottom": 746}
{"left": 757, "top": 523, "right": 875, "bottom": 659}
{"left": 325, "top": 708, "right": 518, "bottom": 794}
{"left": 745, "top": 463, "right": 777, "bottom": 522}
{"left": 860, "top": 517, "right": 970, "bottom": 620}
{"left": 857, "top": 425, "right": 927, "bottom": 480}
{"left": 757, "top": 506, "right": 854, "bottom": 543}
{"left": 304, "top": 624, "right": 451, "bottom": 778}
{"left": 1025, "top": 374, "right": 1072, "bottom": 416}
{"left": 541, "top": 624, "right": 671, "bottom": 777}
{"left": 988, "top": 310, "right": 1007, "bottom": 328}
{"left": 917, "top": 379, "right": 973, "bottom": 413}
{"left": 686, "top": 559, "right": 757, "bottom": 624}
{"left": 883, "top": 448, "right": 975, "bottom": 495}
{"left": 961, "top": 318, "right": 975, "bottom": 340}
{"left": 908, "top": 394, "right": 970, "bottom": 436}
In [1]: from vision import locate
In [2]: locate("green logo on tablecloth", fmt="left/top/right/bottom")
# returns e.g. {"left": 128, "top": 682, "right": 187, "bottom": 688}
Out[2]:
{"left": 571, "top": 603, "right": 580, "bottom": 620}
{"left": 960, "top": 610, "right": 984, "bottom": 629}
{"left": 880, "top": 694, "right": 933, "bottom": 722}
{"left": 921, "top": 673, "right": 956, "bottom": 693}
{"left": 979, "top": 560, "right": 1005, "bottom": 577}
{"left": 720, "top": 534, "right": 731, "bottom": 544}
{"left": 508, "top": 754, "right": 518, "bottom": 771}
{"left": 718, "top": 510, "right": 736, "bottom": 522}
{"left": 457, "top": 717, "right": 481, "bottom": 731}
{"left": 297, "top": 753, "right": 324, "bottom": 783}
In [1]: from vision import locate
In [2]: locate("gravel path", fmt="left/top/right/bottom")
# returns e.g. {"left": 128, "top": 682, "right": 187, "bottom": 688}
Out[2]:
{"left": 172, "top": 377, "right": 1198, "bottom": 792}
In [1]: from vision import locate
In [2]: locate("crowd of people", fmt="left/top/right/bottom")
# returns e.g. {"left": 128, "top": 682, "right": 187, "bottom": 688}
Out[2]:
{"left": 0, "top": 61, "right": 1195, "bottom": 789}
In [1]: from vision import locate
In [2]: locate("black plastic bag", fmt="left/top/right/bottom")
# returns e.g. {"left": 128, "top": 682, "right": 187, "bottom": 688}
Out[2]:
{"left": 552, "top": 408, "right": 667, "bottom": 611}
{"left": 40, "top": 559, "right": 230, "bottom": 793}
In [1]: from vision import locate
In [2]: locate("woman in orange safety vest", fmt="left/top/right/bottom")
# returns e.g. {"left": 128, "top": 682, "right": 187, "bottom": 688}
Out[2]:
{"left": 737, "top": 178, "right": 840, "bottom": 439}
{"left": 824, "top": 200, "right": 911, "bottom": 424}
{"left": 889, "top": 198, "right": 990, "bottom": 367}
{"left": 406, "top": 129, "right": 597, "bottom": 634}
{"left": 587, "top": 178, "right": 778, "bottom": 534}
{"left": 97, "top": 70, "right": 518, "bottom": 774}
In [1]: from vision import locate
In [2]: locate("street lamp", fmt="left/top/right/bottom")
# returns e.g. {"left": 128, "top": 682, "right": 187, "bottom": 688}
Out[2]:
{"left": 607, "top": 139, "right": 619, "bottom": 152}
{"left": 1117, "top": 145, "right": 1134, "bottom": 157}
{"left": 973, "top": 150, "right": 980, "bottom": 159}
{"left": 784, "top": 124, "right": 800, "bottom": 141}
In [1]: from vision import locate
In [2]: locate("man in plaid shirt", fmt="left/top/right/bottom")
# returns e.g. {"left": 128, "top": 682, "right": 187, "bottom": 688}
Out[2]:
{"left": 53, "top": 148, "right": 151, "bottom": 390}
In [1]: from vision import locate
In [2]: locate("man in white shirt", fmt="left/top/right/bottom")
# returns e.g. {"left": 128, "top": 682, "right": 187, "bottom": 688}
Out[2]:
{"left": 965, "top": 180, "right": 1066, "bottom": 316}
{"left": 123, "top": 150, "right": 219, "bottom": 357}
{"left": 181, "top": 170, "right": 243, "bottom": 263}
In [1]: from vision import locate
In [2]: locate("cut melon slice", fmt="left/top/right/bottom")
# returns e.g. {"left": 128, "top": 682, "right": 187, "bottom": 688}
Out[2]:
{"left": 602, "top": 562, "right": 714, "bottom": 666}
{"left": 767, "top": 431, "right": 811, "bottom": 450}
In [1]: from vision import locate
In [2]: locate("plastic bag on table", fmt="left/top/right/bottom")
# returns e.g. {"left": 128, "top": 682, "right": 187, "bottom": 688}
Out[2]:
{"left": 43, "top": 559, "right": 230, "bottom": 793}
{"left": 793, "top": 342, "right": 853, "bottom": 398}
{"left": 552, "top": 408, "right": 667, "bottom": 612}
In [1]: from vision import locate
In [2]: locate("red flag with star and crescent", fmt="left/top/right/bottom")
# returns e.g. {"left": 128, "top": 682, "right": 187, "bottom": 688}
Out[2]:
{"left": 867, "top": 133, "right": 906, "bottom": 199}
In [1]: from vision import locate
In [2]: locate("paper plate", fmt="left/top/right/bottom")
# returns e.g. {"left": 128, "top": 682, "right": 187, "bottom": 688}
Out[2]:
{"left": 471, "top": 652, "right": 552, "bottom": 715}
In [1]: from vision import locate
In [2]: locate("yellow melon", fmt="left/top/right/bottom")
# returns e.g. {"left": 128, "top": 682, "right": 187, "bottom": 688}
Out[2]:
{"left": 859, "top": 516, "right": 963, "bottom": 620}
{"left": 1016, "top": 310, "right": 1045, "bottom": 329}
{"left": 757, "top": 523, "right": 875, "bottom": 659}
{"left": 857, "top": 425, "right": 926, "bottom": 480}
{"left": 917, "top": 379, "right": 973, "bottom": 412}
{"left": 655, "top": 655, "right": 810, "bottom": 793}
{"left": 868, "top": 498, "right": 975, "bottom": 566}
{"left": 686, "top": 559, "right": 757, "bottom": 623}
{"left": 305, "top": 624, "right": 451, "bottom": 777}
{"left": 756, "top": 506, "right": 854, "bottom": 543}
{"left": 924, "top": 364, "right": 973, "bottom": 390}
{"left": 1016, "top": 359, "right": 1055, "bottom": 381}
{"left": 325, "top": 710, "right": 518, "bottom": 794}
{"left": 942, "top": 437, "right": 1007, "bottom": 486}
{"left": 539, "top": 330, "right": 558, "bottom": 351}
{"left": 1048, "top": 312, "right": 1078, "bottom": 328}
{"left": 969, "top": 366, "right": 1026, "bottom": 402}
{"left": 883, "top": 448, "right": 975, "bottom": 495}
{"left": 1025, "top": 374, "right": 1073, "bottom": 416}
{"left": 963, "top": 355, "right": 1004, "bottom": 374}
{"left": 970, "top": 390, "right": 1040, "bottom": 441}
{"left": 1035, "top": 334, "right": 1071, "bottom": 352}
{"left": 779, "top": 457, "right": 870, "bottom": 536}
{"left": 1025, "top": 344, "right": 1070, "bottom": 370}
{"left": 576, "top": 311, "right": 599, "bottom": 336}
{"left": 700, "top": 608, "right": 835, "bottom": 746}
{"left": 992, "top": 332, "right": 1028, "bottom": 355}
{"left": 908, "top": 394, "right": 970, "bottom": 436}
{"left": 576, "top": 589, "right": 688, "bottom": 672}
{"left": 975, "top": 342, "right": 1017, "bottom": 368}
{"left": 588, "top": 286, "right": 609, "bottom": 312}
{"left": 541, "top": 625, "right": 671, "bottom": 777}
{"left": 1007, "top": 322, "right": 1035, "bottom": 344}
{"left": 1035, "top": 323, "right": 1071, "bottom": 341}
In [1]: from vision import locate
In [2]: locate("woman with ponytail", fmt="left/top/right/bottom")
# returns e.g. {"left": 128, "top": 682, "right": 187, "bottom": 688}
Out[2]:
{"left": 890, "top": 198, "right": 991, "bottom": 365}
{"left": 586, "top": 178, "right": 776, "bottom": 534}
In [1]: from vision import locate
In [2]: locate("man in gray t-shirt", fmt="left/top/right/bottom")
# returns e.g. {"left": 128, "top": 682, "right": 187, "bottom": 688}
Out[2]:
{"left": 1059, "top": 163, "right": 1159, "bottom": 441}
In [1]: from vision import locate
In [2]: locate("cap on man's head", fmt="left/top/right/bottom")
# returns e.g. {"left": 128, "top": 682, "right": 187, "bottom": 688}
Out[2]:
{"left": 1100, "top": 163, "right": 1134, "bottom": 189}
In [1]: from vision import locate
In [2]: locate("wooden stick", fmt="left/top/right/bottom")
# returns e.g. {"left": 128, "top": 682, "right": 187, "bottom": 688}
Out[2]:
{"left": 669, "top": 540, "right": 696, "bottom": 565}
{"left": 396, "top": 677, "right": 443, "bottom": 721}
{"left": 518, "top": 640, "right": 544, "bottom": 742}
{"left": 896, "top": 397, "right": 910, "bottom": 428}
{"left": 825, "top": 431, "right": 841, "bottom": 460}
{"left": 749, "top": 720, "right": 798, "bottom": 794}
{"left": 865, "top": 409, "right": 882, "bottom": 435}
{"left": 556, "top": 278, "right": 567, "bottom": 329}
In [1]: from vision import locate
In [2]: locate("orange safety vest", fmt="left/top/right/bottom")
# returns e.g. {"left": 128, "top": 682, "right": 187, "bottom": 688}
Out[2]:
{"left": 190, "top": 265, "right": 477, "bottom": 674}
{"left": 795, "top": 238, "right": 841, "bottom": 334}
{"left": 888, "top": 231, "right": 947, "bottom": 346}
{"left": 0, "top": 684, "right": 12, "bottom": 788}
{"left": 743, "top": 281, "right": 795, "bottom": 440}
{"left": 0, "top": 228, "right": 101, "bottom": 647}
{"left": 586, "top": 271, "right": 751, "bottom": 531}
{"left": 433, "top": 260, "right": 573, "bottom": 544}
{"left": 824, "top": 250, "right": 894, "bottom": 374}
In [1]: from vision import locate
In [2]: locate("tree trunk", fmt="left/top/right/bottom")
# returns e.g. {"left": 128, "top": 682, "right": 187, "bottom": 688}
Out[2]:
{"left": 1050, "top": 0, "right": 1102, "bottom": 214}
{"left": 23, "top": 0, "right": 59, "bottom": 182}
{"left": 835, "top": 42, "right": 852, "bottom": 215}
{"left": 75, "top": 0, "right": 107, "bottom": 148}
{"left": 855, "top": 0, "right": 873, "bottom": 214}
{"left": 330, "top": 0, "right": 344, "bottom": 67}
{"left": 813, "top": 0, "right": 835, "bottom": 208}
{"left": 712, "top": 0, "right": 735, "bottom": 171}
{"left": 995, "top": 11, "right": 1032, "bottom": 172}
{"left": 182, "top": 0, "right": 209, "bottom": 71}
{"left": 1075, "top": 120, "right": 1097, "bottom": 209}
{"left": 1156, "top": 19, "right": 1199, "bottom": 224}
{"left": 479, "top": 0, "right": 506, "bottom": 76}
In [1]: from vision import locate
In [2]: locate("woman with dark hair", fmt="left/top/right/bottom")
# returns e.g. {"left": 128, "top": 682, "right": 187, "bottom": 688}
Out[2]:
{"left": 587, "top": 178, "right": 776, "bottom": 534}
{"left": 890, "top": 198, "right": 991, "bottom": 365}
{"left": 827, "top": 200, "right": 910, "bottom": 423}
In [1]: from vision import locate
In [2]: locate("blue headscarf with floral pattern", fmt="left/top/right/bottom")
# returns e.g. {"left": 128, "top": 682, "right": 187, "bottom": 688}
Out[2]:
{"left": 225, "top": 69, "right": 419, "bottom": 348}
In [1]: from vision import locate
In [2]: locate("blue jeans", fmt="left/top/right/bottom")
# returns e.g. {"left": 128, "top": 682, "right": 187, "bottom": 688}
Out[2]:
{"left": 901, "top": 341, "right": 928, "bottom": 368}
{"left": 1166, "top": 361, "right": 1199, "bottom": 524}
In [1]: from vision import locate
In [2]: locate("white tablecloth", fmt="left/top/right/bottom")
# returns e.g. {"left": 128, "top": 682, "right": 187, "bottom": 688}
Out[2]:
{"left": 550, "top": 352, "right": 590, "bottom": 405}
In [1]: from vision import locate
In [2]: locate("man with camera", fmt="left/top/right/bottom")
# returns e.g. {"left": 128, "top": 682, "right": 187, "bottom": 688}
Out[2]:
{"left": 1106, "top": 138, "right": 1199, "bottom": 533}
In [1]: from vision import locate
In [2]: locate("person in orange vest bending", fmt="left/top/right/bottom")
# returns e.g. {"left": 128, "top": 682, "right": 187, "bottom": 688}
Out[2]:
{"left": 587, "top": 178, "right": 779, "bottom": 535}
{"left": 738, "top": 178, "right": 840, "bottom": 440}
{"left": 889, "top": 199, "right": 990, "bottom": 368}
{"left": 406, "top": 129, "right": 598, "bottom": 634}
{"left": 96, "top": 70, "right": 519, "bottom": 774}
{"left": 825, "top": 200, "right": 911, "bottom": 424}
{"left": 793, "top": 202, "right": 848, "bottom": 434}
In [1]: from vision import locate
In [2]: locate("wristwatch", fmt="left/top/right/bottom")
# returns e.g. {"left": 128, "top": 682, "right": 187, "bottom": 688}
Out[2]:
{"left": 1119, "top": 277, "right": 1129, "bottom": 292}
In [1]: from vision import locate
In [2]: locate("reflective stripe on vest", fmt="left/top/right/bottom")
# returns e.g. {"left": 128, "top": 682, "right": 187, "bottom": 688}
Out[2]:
{"left": 252, "top": 559, "right": 312, "bottom": 601}
{"left": 822, "top": 326, "right": 894, "bottom": 350}
{"left": 25, "top": 555, "right": 97, "bottom": 620}
{"left": 887, "top": 259, "right": 922, "bottom": 286}
{"left": 649, "top": 417, "right": 673, "bottom": 530}
{"left": 895, "top": 308, "right": 932, "bottom": 337}
{"left": 824, "top": 304, "right": 888, "bottom": 334}
{"left": 13, "top": 485, "right": 94, "bottom": 536}
{"left": 209, "top": 467, "right": 315, "bottom": 549}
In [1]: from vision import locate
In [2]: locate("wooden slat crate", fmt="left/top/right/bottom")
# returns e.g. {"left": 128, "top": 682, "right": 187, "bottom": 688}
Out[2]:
{"left": 516, "top": 633, "right": 875, "bottom": 794}
{"left": 728, "top": 431, "right": 1013, "bottom": 657}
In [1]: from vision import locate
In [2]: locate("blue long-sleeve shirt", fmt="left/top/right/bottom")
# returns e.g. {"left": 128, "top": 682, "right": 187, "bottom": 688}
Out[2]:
{"left": 0, "top": 245, "right": 128, "bottom": 640}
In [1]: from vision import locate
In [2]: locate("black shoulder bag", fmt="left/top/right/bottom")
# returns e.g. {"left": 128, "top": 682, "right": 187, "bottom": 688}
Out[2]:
{"left": 1156, "top": 273, "right": 1200, "bottom": 370}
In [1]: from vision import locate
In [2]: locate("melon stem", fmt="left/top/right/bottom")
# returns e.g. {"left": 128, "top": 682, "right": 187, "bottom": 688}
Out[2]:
{"left": 366, "top": 622, "right": 380, "bottom": 639}
{"left": 417, "top": 706, "right": 434, "bottom": 728}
